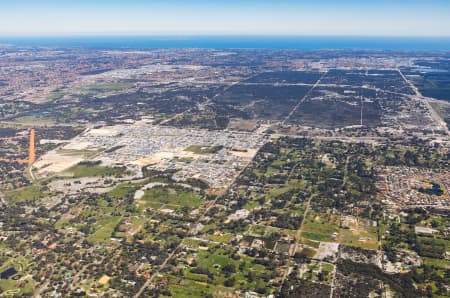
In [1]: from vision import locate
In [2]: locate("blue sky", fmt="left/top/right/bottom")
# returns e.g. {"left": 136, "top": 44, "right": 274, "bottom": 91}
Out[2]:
{"left": 1, "top": 0, "right": 449, "bottom": 36}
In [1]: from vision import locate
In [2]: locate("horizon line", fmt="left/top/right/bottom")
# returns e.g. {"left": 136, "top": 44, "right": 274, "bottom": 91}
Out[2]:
{"left": 2, "top": 34, "right": 450, "bottom": 38}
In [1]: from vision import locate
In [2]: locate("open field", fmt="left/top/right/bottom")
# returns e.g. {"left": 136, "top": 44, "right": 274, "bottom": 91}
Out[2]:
{"left": 185, "top": 145, "right": 223, "bottom": 154}
{"left": 140, "top": 186, "right": 203, "bottom": 208}
{"left": 65, "top": 163, "right": 126, "bottom": 178}
{"left": 87, "top": 216, "right": 122, "bottom": 244}
{"left": 301, "top": 212, "right": 340, "bottom": 242}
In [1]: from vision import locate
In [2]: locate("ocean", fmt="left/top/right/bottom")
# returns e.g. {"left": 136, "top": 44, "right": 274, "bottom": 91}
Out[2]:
{"left": 0, "top": 36, "right": 450, "bottom": 51}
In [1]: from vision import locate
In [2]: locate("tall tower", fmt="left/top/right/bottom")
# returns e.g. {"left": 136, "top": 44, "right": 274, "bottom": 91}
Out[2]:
{"left": 28, "top": 128, "right": 35, "bottom": 165}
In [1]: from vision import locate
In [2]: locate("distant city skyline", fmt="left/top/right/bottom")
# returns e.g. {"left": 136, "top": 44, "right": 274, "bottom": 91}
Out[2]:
{"left": 1, "top": 0, "right": 450, "bottom": 36}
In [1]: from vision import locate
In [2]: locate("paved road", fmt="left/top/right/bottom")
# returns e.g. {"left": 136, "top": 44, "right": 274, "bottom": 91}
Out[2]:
{"left": 282, "top": 71, "right": 329, "bottom": 125}
{"left": 398, "top": 68, "right": 449, "bottom": 136}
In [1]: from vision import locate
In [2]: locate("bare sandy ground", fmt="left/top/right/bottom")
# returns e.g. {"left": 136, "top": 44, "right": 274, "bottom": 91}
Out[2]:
{"left": 314, "top": 242, "right": 339, "bottom": 261}
{"left": 34, "top": 151, "right": 84, "bottom": 177}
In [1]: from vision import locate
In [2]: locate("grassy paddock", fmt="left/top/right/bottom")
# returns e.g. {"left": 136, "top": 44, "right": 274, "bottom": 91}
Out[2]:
{"left": 66, "top": 163, "right": 125, "bottom": 178}
{"left": 185, "top": 145, "right": 223, "bottom": 154}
